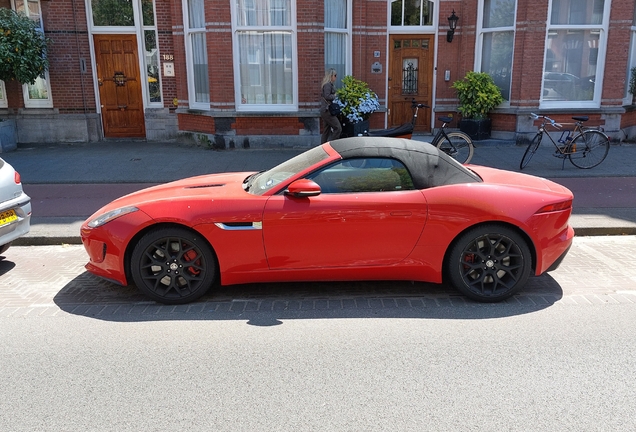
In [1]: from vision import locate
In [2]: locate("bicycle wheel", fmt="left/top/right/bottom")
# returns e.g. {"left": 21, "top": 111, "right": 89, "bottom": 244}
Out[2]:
{"left": 568, "top": 130, "right": 610, "bottom": 169}
{"left": 520, "top": 133, "right": 542, "bottom": 170}
{"left": 436, "top": 132, "right": 474, "bottom": 164}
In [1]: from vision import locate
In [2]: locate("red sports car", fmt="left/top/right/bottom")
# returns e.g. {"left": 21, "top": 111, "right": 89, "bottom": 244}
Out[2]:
{"left": 81, "top": 137, "right": 574, "bottom": 304}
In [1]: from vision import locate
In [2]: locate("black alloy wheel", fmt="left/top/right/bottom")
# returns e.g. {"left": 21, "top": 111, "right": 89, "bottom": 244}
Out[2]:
{"left": 131, "top": 227, "right": 217, "bottom": 304}
{"left": 447, "top": 225, "right": 532, "bottom": 302}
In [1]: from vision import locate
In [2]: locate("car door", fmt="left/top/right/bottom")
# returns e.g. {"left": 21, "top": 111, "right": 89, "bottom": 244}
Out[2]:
{"left": 262, "top": 157, "right": 428, "bottom": 269}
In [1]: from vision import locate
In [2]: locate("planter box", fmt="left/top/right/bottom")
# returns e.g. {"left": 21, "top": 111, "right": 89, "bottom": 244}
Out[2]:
{"left": 459, "top": 118, "right": 491, "bottom": 141}
{"left": 0, "top": 120, "right": 17, "bottom": 153}
{"left": 341, "top": 119, "right": 370, "bottom": 138}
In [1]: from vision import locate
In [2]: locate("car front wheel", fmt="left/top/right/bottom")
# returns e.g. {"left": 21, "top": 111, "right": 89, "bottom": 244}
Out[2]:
{"left": 131, "top": 227, "right": 217, "bottom": 304}
{"left": 446, "top": 225, "right": 532, "bottom": 302}
{"left": 0, "top": 242, "right": 10, "bottom": 256}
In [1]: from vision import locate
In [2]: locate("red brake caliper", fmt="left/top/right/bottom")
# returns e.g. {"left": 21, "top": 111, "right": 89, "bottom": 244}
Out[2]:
{"left": 183, "top": 249, "right": 201, "bottom": 276}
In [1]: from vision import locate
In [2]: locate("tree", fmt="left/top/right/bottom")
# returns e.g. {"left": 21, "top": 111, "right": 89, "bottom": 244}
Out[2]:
{"left": 0, "top": 8, "right": 50, "bottom": 85}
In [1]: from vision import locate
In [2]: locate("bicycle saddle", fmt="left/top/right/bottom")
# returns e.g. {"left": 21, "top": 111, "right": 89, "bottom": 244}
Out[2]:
{"left": 572, "top": 116, "right": 589, "bottom": 122}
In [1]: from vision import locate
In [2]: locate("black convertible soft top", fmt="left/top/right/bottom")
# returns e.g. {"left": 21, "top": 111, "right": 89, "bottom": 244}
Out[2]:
{"left": 329, "top": 137, "right": 481, "bottom": 189}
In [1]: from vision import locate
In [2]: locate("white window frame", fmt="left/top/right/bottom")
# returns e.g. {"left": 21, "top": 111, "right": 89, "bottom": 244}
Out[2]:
{"left": 324, "top": 0, "right": 352, "bottom": 80}
{"left": 182, "top": 0, "right": 210, "bottom": 110}
{"left": 388, "top": 0, "right": 438, "bottom": 33}
{"left": 475, "top": 0, "right": 517, "bottom": 107}
{"left": 0, "top": 81, "right": 7, "bottom": 108}
{"left": 11, "top": 0, "right": 53, "bottom": 108}
{"left": 86, "top": 0, "right": 161, "bottom": 111}
{"left": 142, "top": 2, "right": 163, "bottom": 107}
{"left": 541, "top": 0, "right": 610, "bottom": 109}
{"left": 624, "top": 10, "right": 636, "bottom": 105}
{"left": 231, "top": 0, "right": 298, "bottom": 112}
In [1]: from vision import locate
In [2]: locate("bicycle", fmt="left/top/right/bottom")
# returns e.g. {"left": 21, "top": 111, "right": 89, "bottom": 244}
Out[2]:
{"left": 366, "top": 100, "right": 474, "bottom": 164}
{"left": 520, "top": 113, "right": 610, "bottom": 170}
{"left": 430, "top": 112, "right": 474, "bottom": 164}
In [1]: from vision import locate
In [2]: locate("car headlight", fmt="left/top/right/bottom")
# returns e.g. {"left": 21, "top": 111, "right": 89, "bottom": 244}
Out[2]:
{"left": 87, "top": 206, "right": 139, "bottom": 228}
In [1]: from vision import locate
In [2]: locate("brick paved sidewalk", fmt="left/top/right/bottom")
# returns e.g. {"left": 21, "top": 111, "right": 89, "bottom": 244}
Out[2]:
{"left": 1, "top": 236, "right": 635, "bottom": 319}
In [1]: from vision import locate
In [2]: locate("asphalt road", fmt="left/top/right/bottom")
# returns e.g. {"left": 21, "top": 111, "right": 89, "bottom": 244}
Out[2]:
{"left": 1, "top": 237, "right": 636, "bottom": 431}
{"left": 1, "top": 305, "right": 635, "bottom": 431}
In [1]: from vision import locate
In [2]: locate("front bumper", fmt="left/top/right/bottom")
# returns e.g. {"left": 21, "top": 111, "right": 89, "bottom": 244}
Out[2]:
{"left": 81, "top": 209, "right": 155, "bottom": 286}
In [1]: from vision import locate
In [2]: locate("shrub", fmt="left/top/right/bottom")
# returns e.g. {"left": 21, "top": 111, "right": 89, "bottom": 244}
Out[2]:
{"left": 452, "top": 71, "right": 503, "bottom": 120}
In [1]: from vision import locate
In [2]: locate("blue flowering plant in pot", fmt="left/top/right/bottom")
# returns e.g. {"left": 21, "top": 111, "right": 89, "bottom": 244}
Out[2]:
{"left": 335, "top": 75, "right": 380, "bottom": 137}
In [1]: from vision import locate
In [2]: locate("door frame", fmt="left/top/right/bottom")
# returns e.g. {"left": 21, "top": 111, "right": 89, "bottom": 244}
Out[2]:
{"left": 384, "top": 31, "right": 439, "bottom": 134}
{"left": 85, "top": 0, "right": 152, "bottom": 138}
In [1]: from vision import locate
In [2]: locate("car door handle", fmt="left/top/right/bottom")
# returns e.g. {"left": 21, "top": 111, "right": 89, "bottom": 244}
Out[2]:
{"left": 390, "top": 211, "right": 412, "bottom": 216}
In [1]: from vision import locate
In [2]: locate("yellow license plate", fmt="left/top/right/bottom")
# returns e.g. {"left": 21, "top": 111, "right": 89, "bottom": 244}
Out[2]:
{"left": 0, "top": 209, "right": 18, "bottom": 226}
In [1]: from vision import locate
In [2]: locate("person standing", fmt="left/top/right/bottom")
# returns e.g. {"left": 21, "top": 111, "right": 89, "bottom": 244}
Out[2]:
{"left": 320, "top": 68, "right": 342, "bottom": 143}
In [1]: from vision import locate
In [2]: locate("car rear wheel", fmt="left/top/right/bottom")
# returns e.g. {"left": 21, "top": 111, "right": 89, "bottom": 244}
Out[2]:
{"left": 131, "top": 227, "right": 217, "bottom": 304}
{"left": 446, "top": 225, "right": 532, "bottom": 302}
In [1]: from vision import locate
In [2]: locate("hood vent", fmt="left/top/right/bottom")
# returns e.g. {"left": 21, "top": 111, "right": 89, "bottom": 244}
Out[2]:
{"left": 185, "top": 183, "right": 225, "bottom": 189}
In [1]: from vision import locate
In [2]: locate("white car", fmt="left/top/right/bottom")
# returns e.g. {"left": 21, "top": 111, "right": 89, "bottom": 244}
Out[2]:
{"left": 0, "top": 157, "right": 31, "bottom": 255}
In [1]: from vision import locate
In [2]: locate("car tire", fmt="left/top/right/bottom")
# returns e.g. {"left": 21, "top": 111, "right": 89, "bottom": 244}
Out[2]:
{"left": 446, "top": 225, "right": 532, "bottom": 302}
{"left": 0, "top": 242, "right": 10, "bottom": 256}
{"left": 131, "top": 227, "right": 217, "bottom": 304}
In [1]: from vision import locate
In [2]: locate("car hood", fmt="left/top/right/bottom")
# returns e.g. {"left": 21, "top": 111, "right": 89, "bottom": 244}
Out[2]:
{"left": 468, "top": 165, "right": 572, "bottom": 195}
{"left": 98, "top": 172, "right": 254, "bottom": 211}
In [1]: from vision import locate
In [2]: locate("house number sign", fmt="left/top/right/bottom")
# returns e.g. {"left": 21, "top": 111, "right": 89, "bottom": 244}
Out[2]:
{"left": 162, "top": 53, "right": 175, "bottom": 77}
{"left": 163, "top": 62, "right": 175, "bottom": 77}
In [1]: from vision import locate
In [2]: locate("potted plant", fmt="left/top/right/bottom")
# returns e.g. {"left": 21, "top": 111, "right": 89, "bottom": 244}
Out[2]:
{"left": 628, "top": 66, "right": 636, "bottom": 105}
{"left": 452, "top": 71, "right": 503, "bottom": 140}
{"left": 335, "top": 75, "right": 380, "bottom": 137}
{"left": 0, "top": 8, "right": 51, "bottom": 152}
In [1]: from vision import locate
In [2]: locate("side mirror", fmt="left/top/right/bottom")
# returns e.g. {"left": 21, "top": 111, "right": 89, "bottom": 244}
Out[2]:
{"left": 285, "top": 179, "right": 321, "bottom": 198}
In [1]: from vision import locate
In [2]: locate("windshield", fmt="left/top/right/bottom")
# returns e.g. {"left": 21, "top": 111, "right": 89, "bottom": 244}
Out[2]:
{"left": 246, "top": 145, "right": 330, "bottom": 195}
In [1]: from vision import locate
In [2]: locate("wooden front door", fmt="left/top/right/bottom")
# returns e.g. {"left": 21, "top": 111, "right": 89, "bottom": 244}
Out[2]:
{"left": 387, "top": 35, "right": 434, "bottom": 132}
{"left": 94, "top": 34, "right": 146, "bottom": 137}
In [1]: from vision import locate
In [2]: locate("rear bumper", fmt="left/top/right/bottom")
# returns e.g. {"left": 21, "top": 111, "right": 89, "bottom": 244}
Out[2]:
{"left": 546, "top": 241, "right": 572, "bottom": 272}
{"left": 537, "top": 224, "right": 574, "bottom": 274}
{"left": 0, "top": 195, "right": 31, "bottom": 247}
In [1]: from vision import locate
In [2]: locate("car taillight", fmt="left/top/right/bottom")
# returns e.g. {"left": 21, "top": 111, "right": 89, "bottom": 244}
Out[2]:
{"left": 15, "top": 171, "right": 21, "bottom": 184}
{"left": 536, "top": 199, "right": 572, "bottom": 214}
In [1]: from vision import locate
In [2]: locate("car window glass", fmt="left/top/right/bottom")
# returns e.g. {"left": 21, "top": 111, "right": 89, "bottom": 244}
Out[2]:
{"left": 308, "top": 158, "right": 415, "bottom": 193}
{"left": 248, "top": 145, "right": 330, "bottom": 195}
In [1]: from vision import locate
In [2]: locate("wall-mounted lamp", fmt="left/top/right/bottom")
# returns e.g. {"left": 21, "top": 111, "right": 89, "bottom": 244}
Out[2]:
{"left": 447, "top": 10, "right": 459, "bottom": 43}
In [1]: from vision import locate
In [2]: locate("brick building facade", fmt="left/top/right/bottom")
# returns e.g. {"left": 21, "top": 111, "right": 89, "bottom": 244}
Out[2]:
{"left": 1, "top": 0, "right": 635, "bottom": 146}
